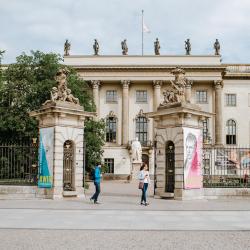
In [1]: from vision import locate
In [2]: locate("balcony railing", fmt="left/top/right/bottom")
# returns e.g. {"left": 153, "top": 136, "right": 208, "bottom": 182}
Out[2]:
{"left": 226, "top": 65, "right": 250, "bottom": 73}
{"left": 127, "top": 140, "right": 154, "bottom": 149}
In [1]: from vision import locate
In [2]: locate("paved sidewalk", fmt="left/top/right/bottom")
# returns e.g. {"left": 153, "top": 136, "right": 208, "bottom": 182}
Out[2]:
{"left": 1, "top": 180, "right": 250, "bottom": 249}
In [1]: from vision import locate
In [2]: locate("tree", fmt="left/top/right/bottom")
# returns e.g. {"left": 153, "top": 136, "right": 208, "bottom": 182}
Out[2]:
{"left": 0, "top": 51, "right": 105, "bottom": 169}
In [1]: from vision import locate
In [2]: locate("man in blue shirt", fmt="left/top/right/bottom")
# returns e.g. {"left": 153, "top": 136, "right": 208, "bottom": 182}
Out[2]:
{"left": 90, "top": 163, "right": 102, "bottom": 204}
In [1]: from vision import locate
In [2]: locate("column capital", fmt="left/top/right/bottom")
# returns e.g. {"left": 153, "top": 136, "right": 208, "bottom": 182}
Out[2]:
{"left": 185, "top": 79, "right": 193, "bottom": 88}
{"left": 91, "top": 80, "right": 101, "bottom": 88}
{"left": 153, "top": 80, "right": 163, "bottom": 87}
{"left": 121, "top": 80, "right": 130, "bottom": 88}
{"left": 214, "top": 80, "right": 223, "bottom": 89}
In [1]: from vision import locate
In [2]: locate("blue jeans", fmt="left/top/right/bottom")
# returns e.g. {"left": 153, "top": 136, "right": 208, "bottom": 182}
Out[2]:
{"left": 91, "top": 182, "right": 100, "bottom": 202}
{"left": 141, "top": 183, "right": 148, "bottom": 203}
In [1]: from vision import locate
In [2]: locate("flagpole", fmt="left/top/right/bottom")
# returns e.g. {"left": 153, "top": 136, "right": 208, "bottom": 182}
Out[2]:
{"left": 142, "top": 9, "right": 144, "bottom": 56}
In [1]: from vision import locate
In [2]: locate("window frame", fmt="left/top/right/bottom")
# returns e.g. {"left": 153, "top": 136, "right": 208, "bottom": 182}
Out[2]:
{"left": 196, "top": 90, "right": 208, "bottom": 104}
{"left": 225, "top": 93, "right": 237, "bottom": 107}
{"left": 135, "top": 90, "right": 148, "bottom": 103}
{"left": 106, "top": 90, "right": 118, "bottom": 103}
{"left": 135, "top": 116, "right": 148, "bottom": 146}
{"left": 104, "top": 158, "right": 114, "bottom": 174}
{"left": 105, "top": 116, "right": 117, "bottom": 143}
{"left": 226, "top": 119, "right": 237, "bottom": 145}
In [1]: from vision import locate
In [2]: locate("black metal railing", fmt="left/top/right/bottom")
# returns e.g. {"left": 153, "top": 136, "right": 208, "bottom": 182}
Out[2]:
{"left": 203, "top": 147, "right": 250, "bottom": 188}
{"left": 0, "top": 139, "right": 38, "bottom": 185}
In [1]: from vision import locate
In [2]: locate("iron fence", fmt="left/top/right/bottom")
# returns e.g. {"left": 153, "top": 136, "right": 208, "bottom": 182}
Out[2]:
{"left": 0, "top": 139, "right": 38, "bottom": 185}
{"left": 203, "top": 147, "right": 250, "bottom": 188}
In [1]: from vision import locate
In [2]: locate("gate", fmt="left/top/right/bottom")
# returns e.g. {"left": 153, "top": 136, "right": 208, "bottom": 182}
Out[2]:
{"left": 165, "top": 141, "right": 175, "bottom": 192}
{"left": 63, "top": 140, "right": 75, "bottom": 191}
{"left": 0, "top": 139, "right": 38, "bottom": 185}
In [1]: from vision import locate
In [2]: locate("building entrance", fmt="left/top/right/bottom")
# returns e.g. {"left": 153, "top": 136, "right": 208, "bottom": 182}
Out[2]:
{"left": 63, "top": 140, "right": 74, "bottom": 191}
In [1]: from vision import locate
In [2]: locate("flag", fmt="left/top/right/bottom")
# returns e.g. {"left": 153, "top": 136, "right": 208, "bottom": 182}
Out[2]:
{"left": 143, "top": 21, "right": 150, "bottom": 33}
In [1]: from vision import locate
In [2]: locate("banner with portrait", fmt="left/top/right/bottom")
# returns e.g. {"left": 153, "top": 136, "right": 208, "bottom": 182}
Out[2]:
{"left": 38, "top": 127, "right": 54, "bottom": 188}
{"left": 183, "top": 127, "right": 202, "bottom": 189}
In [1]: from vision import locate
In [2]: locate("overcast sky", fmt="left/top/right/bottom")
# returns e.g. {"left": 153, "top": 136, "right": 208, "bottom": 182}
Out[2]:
{"left": 1, "top": 0, "right": 250, "bottom": 63}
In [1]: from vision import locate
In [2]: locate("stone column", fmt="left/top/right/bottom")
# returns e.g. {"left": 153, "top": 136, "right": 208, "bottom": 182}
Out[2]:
{"left": 185, "top": 80, "right": 193, "bottom": 103}
{"left": 121, "top": 80, "right": 130, "bottom": 145}
{"left": 153, "top": 80, "right": 162, "bottom": 111}
{"left": 91, "top": 80, "right": 101, "bottom": 118}
{"left": 214, "top": 80, "right": 223, "bottom": 146}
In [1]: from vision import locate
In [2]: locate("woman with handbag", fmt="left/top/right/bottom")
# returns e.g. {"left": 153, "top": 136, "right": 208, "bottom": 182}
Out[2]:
{"left": 138, "top": 163, "right": 150, "bottom": 206}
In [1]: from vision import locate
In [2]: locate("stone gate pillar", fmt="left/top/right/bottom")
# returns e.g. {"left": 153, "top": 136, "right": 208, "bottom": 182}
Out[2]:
{"left": 147, "top": 68, "right": 213, "bottom": 200}
{"left": 30, "top": 69, "right": 94, "bottom": 199}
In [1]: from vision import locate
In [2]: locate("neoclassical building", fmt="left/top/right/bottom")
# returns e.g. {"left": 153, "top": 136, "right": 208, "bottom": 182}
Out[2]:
{"left": 64, "top": 55, "right": 250, "bottom": 178}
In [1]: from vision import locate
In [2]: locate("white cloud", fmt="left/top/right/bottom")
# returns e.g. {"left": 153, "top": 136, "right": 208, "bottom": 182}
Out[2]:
{"left": 0, "top": 0, "right": 250, "bottom": 63}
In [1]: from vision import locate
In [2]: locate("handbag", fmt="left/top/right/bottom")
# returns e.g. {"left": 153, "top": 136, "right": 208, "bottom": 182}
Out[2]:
{"left": 138, "top": 181, "right": 144, "bottom": 189}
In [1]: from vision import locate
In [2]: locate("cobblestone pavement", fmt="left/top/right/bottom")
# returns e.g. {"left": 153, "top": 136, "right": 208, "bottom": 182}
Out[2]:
{"left": 0, "top": 230, "right": 250, "bottom": 250}
{"left": 1, "top": 180, "right": 250, "bottom": 249}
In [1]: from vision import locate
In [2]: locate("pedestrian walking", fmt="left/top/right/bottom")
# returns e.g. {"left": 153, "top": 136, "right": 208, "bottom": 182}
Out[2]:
{"left": 90, "top": 163, "right": 102, "bottom": 204}
{"left": 138, "top": 163, "right": 150, "bottom": 206}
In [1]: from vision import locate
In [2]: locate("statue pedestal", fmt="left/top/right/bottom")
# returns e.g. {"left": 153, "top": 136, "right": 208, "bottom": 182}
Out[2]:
{"left": 30, "top": 101, "right": 94, "bottom": 199}
{"left": 148, "top": 102, "right": 213, "bottom": 200}
{"left": 131, "top": 162, "right": 142, "bottom": 180}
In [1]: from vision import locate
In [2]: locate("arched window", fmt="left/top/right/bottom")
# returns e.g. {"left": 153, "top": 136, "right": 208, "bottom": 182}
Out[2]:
{"left": 106, "top": 111, "right": 117, "bottom": 143}
{"left": 226, "top": 119, "right": 236, "bottom": 145}
{"left": 135, "top": 110, "right": 148, "bottom": 146}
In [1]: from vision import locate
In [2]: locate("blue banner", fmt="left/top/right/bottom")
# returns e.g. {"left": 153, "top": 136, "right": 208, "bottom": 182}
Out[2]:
{"left": 38, "top": 128, "right": 54, "bottom": 188}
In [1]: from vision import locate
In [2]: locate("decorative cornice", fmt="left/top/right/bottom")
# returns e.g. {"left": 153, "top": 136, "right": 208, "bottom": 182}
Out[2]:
{"left": 91, "top": 80, "right": 101, "bottom": 88}
{"left": 121, "top": 80, "right": 130, "bottom": 88}
{"left": 106, "top": 111, "right": 117, "bottom": 119}
{"left": 214, "top": 80, "right": 224, "bottom": 88}
{"left": 153, "top": 80, "right": 163, "bottom": 87}
{"left": 135, "top": 109, "right": 148, "bottom": 120}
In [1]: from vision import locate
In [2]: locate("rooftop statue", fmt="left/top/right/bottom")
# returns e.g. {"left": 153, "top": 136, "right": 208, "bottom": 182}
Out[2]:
{"left": 214, "top": 39, "right": 220, "bottom": 56}
{"left": 64, "top": 39, "right": 71, "bottom": 56}
{"left": 185, "top": 39, "right": 191, "bottom": 55}
{"left": 93, "top": 39, "right": 99, "bottom": 55}
{"left": 43, "top": 68, "right": 79, "bottom": 105}
{"left": 121, "top": 39, "right": 128, "bottom": 55}
{"left": 161, "top": 67, "right": 187, "bottom": 106}
{"left": 154, "top": 38, "right": 160, "bottom": 55}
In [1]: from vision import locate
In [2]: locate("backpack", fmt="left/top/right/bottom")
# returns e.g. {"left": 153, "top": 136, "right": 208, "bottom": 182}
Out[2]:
{"left": 90, "top": 168, "right": 95, "bottom": 181}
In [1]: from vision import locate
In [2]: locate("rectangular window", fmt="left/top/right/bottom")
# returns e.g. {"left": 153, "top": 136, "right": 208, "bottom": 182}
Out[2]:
{"left": 106, "top": 117, "right": 116, "bottom": 143}
{"left": 104, "top": 158, "right": 114, "bottom": 173}
{"left": 106, "top": 90, "right": 117, "bottom": 103}
{"left": 226, "top": 135, "right": 236, "bottom": 145}
{"left": 196, "top": 90, "right": 207, "bottom": 104}
{"left": 225, "top": 94, "right": 236, "bottom": 106}
{"left": 136, "top": 90, "right": 147, "bottom": 103}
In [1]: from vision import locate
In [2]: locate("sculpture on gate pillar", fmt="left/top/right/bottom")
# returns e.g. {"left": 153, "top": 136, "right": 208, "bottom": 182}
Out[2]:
{"left": 131, "top": 137, "right": 142, "bottom": 163}
{"left": 121, "top": 39, "right": 128, "bottom": 55}
{"left": 160, "top": 67, "right": 189, "bottom": 106}
{"left": 64, "top": 39, "right": 71, "bottom": 56}
{"left": 43, "top": 68, "right": 79, "bottom": 105}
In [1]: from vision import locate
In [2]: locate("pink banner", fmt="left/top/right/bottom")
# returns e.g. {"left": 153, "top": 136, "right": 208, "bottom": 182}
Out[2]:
{"left": 183, "top": 128, "right": 202, "bottom": 189}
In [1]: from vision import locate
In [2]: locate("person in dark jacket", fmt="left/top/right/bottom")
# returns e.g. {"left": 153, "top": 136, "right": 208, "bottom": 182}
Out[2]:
{"left": 90, "top": 163, "right": 102, "bottom": 204}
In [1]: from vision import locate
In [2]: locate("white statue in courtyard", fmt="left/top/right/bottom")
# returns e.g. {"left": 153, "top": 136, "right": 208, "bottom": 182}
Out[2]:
{"left": 131, "top": 137, "right": 142, "bottom": 163}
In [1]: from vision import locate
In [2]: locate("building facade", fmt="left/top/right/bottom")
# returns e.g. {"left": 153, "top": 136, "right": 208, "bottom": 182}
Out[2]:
{"left": 64, "top": 55, "right": 250, "bottom": 178}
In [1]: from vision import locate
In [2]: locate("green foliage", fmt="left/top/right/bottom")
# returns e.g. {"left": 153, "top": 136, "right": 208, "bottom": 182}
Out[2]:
{"left": 0, "top": 50, "right": 105, "bottom": 169}
{"left": 84, "top": 119, "right": 105, "bottom": 171}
